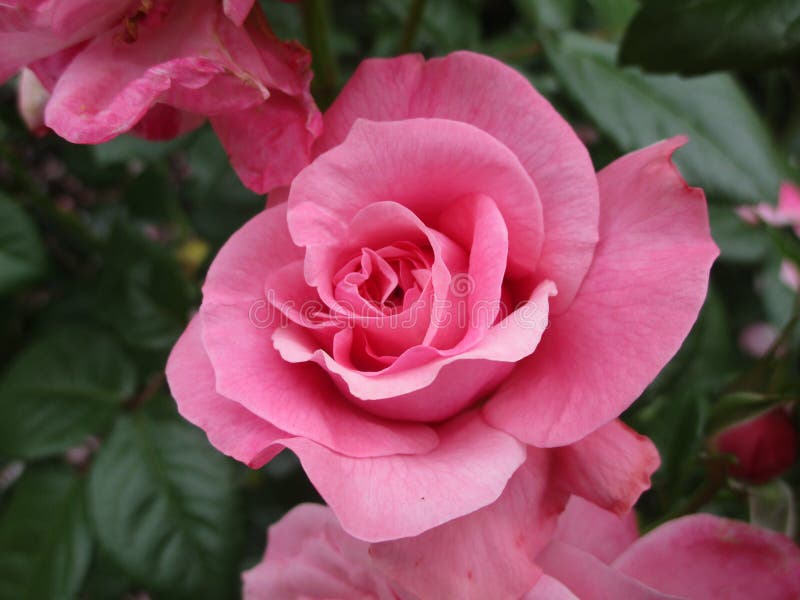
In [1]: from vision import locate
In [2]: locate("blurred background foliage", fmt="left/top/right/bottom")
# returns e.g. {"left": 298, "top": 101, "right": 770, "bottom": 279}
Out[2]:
{"left": 0, "top": 0, "right": 799, "bottom": 598}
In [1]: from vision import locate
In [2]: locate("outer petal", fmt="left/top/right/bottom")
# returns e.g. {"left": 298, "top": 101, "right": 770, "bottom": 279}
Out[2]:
{"left": 537, "top": 542, "right": 679, "bottom": 600}
{"left": 211, "top": 91, "right": 318, "bottom": 194}
{"left": 554, "top": 496, "right": 639, "bottom": 564}
{"left": 369, "top": 448, "right": 568, "bottom": 600}
{"left": 551, "top": 420, "right": 660, "bottom": 516}
{"left": 200, "top": 203, "right": 438, "bottom": 458}
{"left": 280, "top": 411, "right": 527, "bottom": 542}
{"left": 484, "top": 137, "right": 719, "bottom": 447}
{"left": 242, "top": 504, "right": 398, "bottom": 600}
{"left": 316, "top": 51, "right": 599, "bottom": 311}
{"left": 613, "top": 514, "right": 800, "bottom": 600}
{"left": 166, "top": 316, "right": 286, "bottom": 468}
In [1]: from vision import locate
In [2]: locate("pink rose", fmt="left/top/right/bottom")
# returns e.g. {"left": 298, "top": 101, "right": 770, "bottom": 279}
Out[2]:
{"left": 712, "top": 408, "right": 797, "bottom": 484}
{"left": 242, "top": 499, "right": 800, "bottom": 600}
{"left": 167, "top": 52, "right": 717, "bottom": 596}
{"left": 0, "top": 0, "right": 321, "bottom": 193}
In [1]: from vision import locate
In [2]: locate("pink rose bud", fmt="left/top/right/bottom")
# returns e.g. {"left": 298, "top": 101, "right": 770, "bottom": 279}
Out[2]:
{"left": 713, "top": 408, "right": 797, "bottom": 484}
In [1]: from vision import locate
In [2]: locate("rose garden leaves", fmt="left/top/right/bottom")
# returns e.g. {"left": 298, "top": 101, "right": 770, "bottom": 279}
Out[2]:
{"left": 0, "top": 193, "right": 46, "bottom": 295}
{"left": 0, "top": 466, "right": 92, "bottom": 600}
{"left": 543, "top": 32, "right": 788, "bottom": 205}
{"left": 0, "top": 327, "right": 136, "bottom": 459}
{"left": 88, "top": 413, "right": 241, "bottom": 599}
{"left": 620, "top": 0, "right": 800, "bottom": 75}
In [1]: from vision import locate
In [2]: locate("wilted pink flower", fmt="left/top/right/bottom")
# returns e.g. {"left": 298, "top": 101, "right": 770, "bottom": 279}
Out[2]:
{"left": 712, "top": 408, "right": 797, "bottom": 484}
{"left": 168, "top": 52, "right": 717, "bottom": 596}
{"left": 243, "top": 499, "right": 800, "bottom": 600}
{"left": 0, "top": 0, "right": 321, "bottom": 193}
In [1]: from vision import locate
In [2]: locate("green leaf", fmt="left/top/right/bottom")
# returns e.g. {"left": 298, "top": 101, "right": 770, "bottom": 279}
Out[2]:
{"left": 543, "top": 32, "right": 787, "bottom": 205}
{"left": 588, "top": 0, "right": 638, "bottom": 35}
{"left": 89, "top": 414, "right": 240, "bottom": 599}
{"left": 620, "top": 0, "right": 800, "bottom": 75}
{"left": 0, "top": 327, "right": 136, "bottom": 459}
{"left": 0, "top": 466, "right": 92, "bottom": 600}
{"left": 96, "top": 223, "right": 196, "bottom": 352}
{"left": 184, "top": 129, "right": 264, "bottom": 246}
{"left": 514, "top": 0, "right": 577, "bottom": 30}
{"left": 0, "top": 194, "right": 45, "bottom": 295}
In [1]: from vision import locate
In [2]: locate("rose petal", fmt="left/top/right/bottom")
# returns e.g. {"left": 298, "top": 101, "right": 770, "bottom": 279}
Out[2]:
{"left": 279, "top": 411, "right": 527, "bottom": 542}
{"left": 166, "top": 316, "right": 286, "bottom": 468}
{"left": 242, "top": 504, "right": 398, "bottom": 600}
{"left": 537, "top": 541, "right": 678, "bottom": 600}
{"left": 370, "top": 447, "right": 567, "bottom": 600}
{"left": 316, "top": 51, "right": 599, "bottom": 312}
{"left": 523, "top": 575, "right": 580, "bottom": 600}
{"left": 554, "top": 496, "right": 639, "bottom": 564}
{"left": 613, "top": 514, "right": 800, "bottom": 600}
{"left": 272, "top": 280, "right": 555, "bottom": 421}
{"left": 484, "top": 137, "right": 718, "bottom": 447}
{"left": 0, "top": 0, "right": 126, "bottom": 82}
{"left": 45, "top": 0, "right": 269, "bottom": 142}
{"left": 223, "top": 0, "right": 256, "bottom": 26}
{"left": 200, "top": 203, "right": 438, "bottom": 458}
{"left": 289, "top": 117, "right": 544, "bottom": 280}
{"left": 551, "top": 420, "right": 660, "bottom": 516}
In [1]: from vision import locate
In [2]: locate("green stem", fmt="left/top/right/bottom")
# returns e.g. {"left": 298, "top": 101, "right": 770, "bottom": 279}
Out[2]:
{"left": 399, "top": 0, "right": 427, "bottom": 53}
{"left": 302, "top": 0, "right": 339, "bottom": 110}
